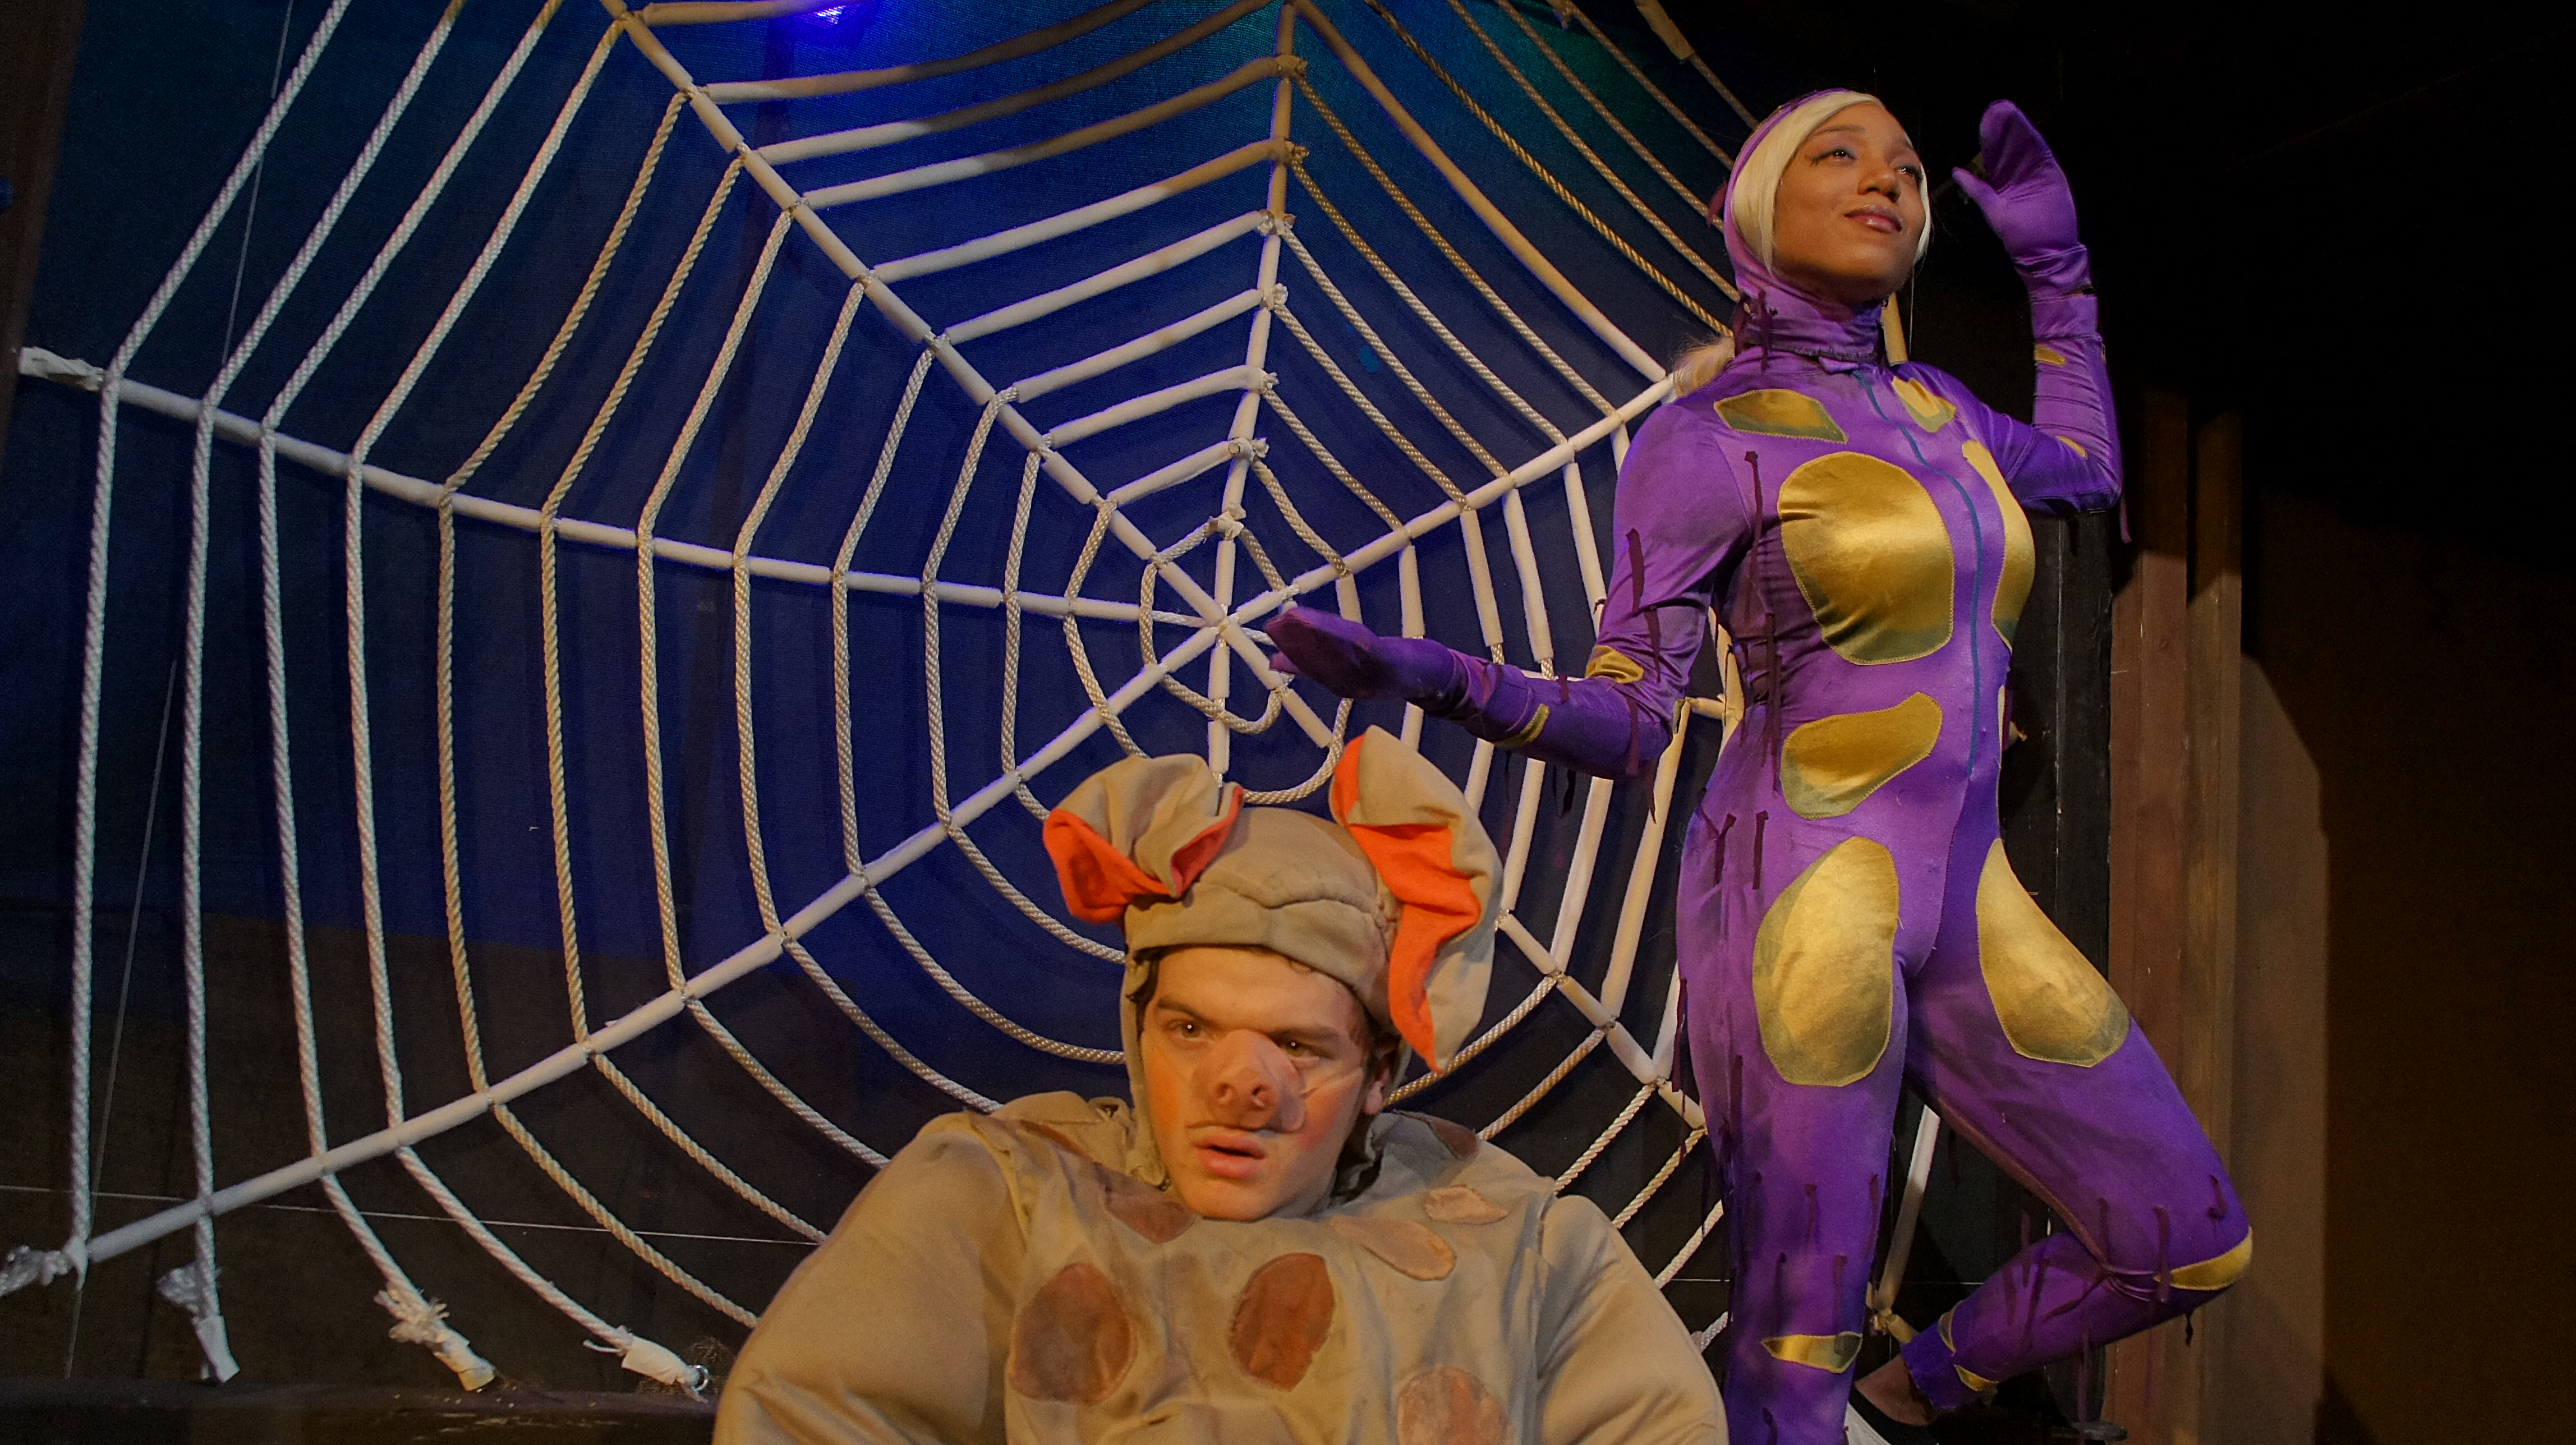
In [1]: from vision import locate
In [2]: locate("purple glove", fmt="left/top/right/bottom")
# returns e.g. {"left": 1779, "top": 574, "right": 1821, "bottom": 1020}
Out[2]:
{"left": 1952, "top": 100, "right": 2090, "bottom": 297}
{"left": 1266, "top": 608, "right": 1465, "bottom": 705}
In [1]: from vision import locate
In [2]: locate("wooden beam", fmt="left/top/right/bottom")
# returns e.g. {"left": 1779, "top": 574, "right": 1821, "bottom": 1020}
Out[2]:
{"left": 2104, "top": 401, "right": 2246, "bottom": 1443}
{"left": 2102, "top": 389, "right": 2189, "bottom": 1437}
{"left": 2182, "top": 411, "right": 2243, "bottom": 1157}
{"left": 0, "top": 0, "right": 87, "bottom": 471}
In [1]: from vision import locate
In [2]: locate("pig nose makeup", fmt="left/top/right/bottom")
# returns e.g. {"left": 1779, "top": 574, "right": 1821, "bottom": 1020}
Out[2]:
{"left": 1198, "top": 1030, "right": 1310, "bottom": 1133}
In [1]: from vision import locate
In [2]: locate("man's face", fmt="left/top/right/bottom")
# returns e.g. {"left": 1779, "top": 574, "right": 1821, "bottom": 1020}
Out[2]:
{"left": 1138, "top": 945, "right": 1389, "bottom": 1221}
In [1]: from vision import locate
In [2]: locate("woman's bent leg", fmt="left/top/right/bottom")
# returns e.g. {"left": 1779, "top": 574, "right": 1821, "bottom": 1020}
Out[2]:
{"left": 1897, "top": 838, "right": 2251, "bottom": 1411}
{"left": 1685, "top": 811, "right": 1916, "bottom": 1445}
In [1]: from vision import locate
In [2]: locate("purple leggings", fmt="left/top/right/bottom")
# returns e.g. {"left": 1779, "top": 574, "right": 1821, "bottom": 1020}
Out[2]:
{"left": 1679, "top": 783, "right": 2250, "bottom": 1442}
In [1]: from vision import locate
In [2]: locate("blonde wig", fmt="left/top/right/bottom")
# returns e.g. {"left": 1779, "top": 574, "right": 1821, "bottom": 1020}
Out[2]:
{"left": 1669, "top": 90, "right": 1928, "bottom": 396}
{"left": 1728, "top": 89, "right": 1934, "bottom": 270}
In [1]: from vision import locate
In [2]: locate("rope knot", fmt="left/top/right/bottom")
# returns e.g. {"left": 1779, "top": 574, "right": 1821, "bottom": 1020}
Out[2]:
{"left": 0, "top": 1245, "right": 71, "bottom": 1296}
{"left": 1259, "top": 283, "right": 1290, "bottom": 312}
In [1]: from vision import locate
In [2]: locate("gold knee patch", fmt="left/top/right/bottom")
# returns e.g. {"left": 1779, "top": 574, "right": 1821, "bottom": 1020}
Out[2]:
{"left": 1754, "top": 837, "right": 1899, "bottom": 1086}
{"left": 1937, "top": 1313, "right": 1998, "bottom": 1393}
{"left": 2170, "top": 1230, "right": 2253, "bottom": 1292}
{"left": 1975, "top": 841, "right": 2130, "bottom": 1066}
{"left": 1763, "top": 1332, "right": 1864, "bottom": 1373}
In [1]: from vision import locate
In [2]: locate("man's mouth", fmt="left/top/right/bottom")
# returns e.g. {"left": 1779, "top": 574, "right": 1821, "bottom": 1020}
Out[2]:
{"left": 1193, "top": 1130, "right": 1268, "bottom": 1180}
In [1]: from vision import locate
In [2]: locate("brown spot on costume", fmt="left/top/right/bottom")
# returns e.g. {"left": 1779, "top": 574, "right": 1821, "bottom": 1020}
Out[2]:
{"left": 1007, "top": 1263, "right": 1135, "bottom": 1403}
{"left": 1397, "top": 1366, "right": 1507, "bottom": 1445}
{"left": 1228, "top": 1253, "right": 1336, "bottom": 1388}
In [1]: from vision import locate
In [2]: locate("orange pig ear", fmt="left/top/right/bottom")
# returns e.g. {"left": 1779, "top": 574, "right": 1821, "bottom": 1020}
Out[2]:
{"left": 1044, "top": 754, "right": 1242, "bottom": 927}
{"left": 1330, "top": 729, "right": 1499, "bottom": 1070}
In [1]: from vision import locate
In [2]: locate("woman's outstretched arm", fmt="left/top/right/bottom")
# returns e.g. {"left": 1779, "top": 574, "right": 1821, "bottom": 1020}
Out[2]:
{"left": 1271, "top": 403, "right": 1754, "bottom": 781}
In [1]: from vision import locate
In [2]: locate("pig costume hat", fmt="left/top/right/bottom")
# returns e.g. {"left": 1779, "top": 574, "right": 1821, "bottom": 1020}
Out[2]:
{"left": 1043, "top": 726, "right": 1501, "bottom": 1185}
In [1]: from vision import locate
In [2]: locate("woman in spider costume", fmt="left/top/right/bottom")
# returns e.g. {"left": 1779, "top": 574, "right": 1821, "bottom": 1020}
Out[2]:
{"left": 1268, "top": 93, "right": 2249, "bottom": 1444}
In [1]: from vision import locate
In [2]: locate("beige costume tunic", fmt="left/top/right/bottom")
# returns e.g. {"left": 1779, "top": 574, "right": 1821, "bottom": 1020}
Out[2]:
{"left": 718, "top": 1093, "right": 1726, "bottom": 1445}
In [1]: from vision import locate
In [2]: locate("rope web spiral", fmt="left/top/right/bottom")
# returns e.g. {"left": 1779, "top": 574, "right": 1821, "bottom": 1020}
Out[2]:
{"left": 6, "top": 0, "right": 1774, "bottom": 1391}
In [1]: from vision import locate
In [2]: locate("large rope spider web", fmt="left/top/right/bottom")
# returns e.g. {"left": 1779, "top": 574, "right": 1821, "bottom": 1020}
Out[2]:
{"left": 5, "top": 0, "right": 1795, "bottom": 1392}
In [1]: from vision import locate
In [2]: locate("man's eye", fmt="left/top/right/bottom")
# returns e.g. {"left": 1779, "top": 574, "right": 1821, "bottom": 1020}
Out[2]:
{"left": 1170, "top": 1019, "right": 1200, "bottom": 1039}
{"left": 1278, "top": 1039, "right": 1310, "bottom": 1057}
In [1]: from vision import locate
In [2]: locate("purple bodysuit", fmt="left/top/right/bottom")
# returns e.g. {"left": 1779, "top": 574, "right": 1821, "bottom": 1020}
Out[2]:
{"left": 1271, "top": 100, "right": 2248, "bottom": 1443}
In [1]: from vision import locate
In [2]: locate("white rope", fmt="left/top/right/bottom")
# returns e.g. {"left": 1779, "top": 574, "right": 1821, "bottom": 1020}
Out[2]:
{"left": 802, "top": 57, "right": 1301, "bottom": 211}
{"left": 700, "top": 0, "right": 1157, "bottom": 101}
{"left": 15, "top": 0, "right": 1804, "bottom": 1346}
{"left": 1289, "top": 0, "right": 1667, "bottom": 379}
{"left": 1616, "top": 1130, "right": 1705, "bottom": 1232}
{"left": 1288, "top": 89, "right": 1616, "bottom": 418}
{"left": 1552, "top": 1, "right": 1737, "bottom": 164}
{"left": 59, "top": 0, "right": 355, "bottom": 1291}
{"left": 1553, "top": 1083, "right": 1657, "bottom": 1195}
{"left": 763, "top": 0, "right": 1275, "bottom": 165}
{"left": 1487, "top": 0, "right": 1727, "bottom": 205}
{"left": 168, "top": 0, "right": 480, "bottom": 1378}
{"left": 1655, "top": 1196, "right": 1727, "bottom": 1287}
{"left": 1386, "top": 0, "right": 1738, "bottom": 307}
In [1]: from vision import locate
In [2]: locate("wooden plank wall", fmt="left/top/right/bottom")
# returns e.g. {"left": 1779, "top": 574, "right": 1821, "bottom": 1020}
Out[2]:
{"left": 2103, "top": 394, "right": 2244, "bottom": 1443}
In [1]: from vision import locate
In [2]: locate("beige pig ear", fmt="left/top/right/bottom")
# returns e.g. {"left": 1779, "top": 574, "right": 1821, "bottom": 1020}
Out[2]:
{"left": 1043, "top": 754, "right": 1243, "bottom": 924}
{"left": 1329, "top": 728, "right": 1499, "bottom": 1070}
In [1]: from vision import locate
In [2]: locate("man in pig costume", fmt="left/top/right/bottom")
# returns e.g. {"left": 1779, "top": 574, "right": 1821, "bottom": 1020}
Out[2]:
{"left": 716, "top": 728, "right": 1726, "bottom": 1444}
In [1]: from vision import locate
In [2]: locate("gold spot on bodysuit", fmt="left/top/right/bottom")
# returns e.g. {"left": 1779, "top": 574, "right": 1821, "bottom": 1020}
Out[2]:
{"left": 1890, "top": 375, "right": 1957, "bottom": 433}
{"left": 1752, "top": 837, "right": 1899, "bottom": 1086}
{"left": 1100, "top": 1170, "right": 1197, "bottom": 1244}
{"left": 1763, "top": 1333, "right": 1864, "bottom": 1372}
{"left": 1398, "top": 1366, "right": 1506, "bottom": 1445}
{"left": 1422, "top": 1185, "right": 1507, "bottom": 1225}
{"left": 1229, "top": 1254, "right": 1335, "bottom": 1388}
{"left": 2058, "top": 435, "right": 2088, "bottom": 459}
{"left": 1975, "top": 841, "right": 2130, "bottom": 1066}
{"left": 1328, "top": 1215, "right": 1455, "bottom": 1281}
{"left": 1960, "top": 441, "right": 2036, "bottom": 646}
{"left": 1583, "top": 645, "right": 1645, "bottom": 684}
{"left": 2034, "top": 342, "right": 2069, "bottom": 366}
{"left": 1714, "top": 388, "right": 1848, "bottom": 442}
{"left": 1780, "top": 693, "right": 1943, "bottom": 819}
{"left": 2170, "top": 1230, "right": 2253, "bottom": 1291}
{"left": 1008, "top": 1263, "right": 1135, "bottom": 1403}
{"left": 1778, "top": 453, "right": 1954, "bottom": 665}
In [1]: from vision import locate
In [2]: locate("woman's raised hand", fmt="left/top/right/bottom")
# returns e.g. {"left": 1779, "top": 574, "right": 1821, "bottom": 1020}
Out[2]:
{"left": 1952, "top": 100, "right": 2086, "bottom": 289}
{"left": 1266, "top": 608, "right": 1464, "bottom": 704}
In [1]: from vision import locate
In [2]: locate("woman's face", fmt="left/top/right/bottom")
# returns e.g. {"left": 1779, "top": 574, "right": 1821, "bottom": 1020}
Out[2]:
{"left": 1765, "top": 102, "right": 1927, "bottom": 307}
